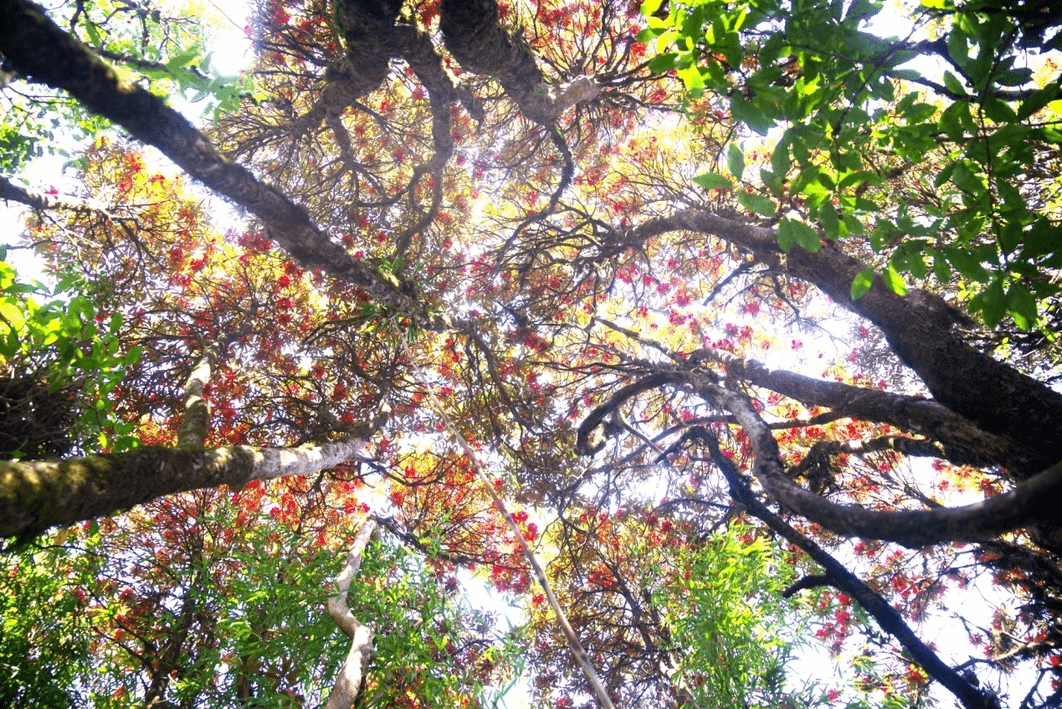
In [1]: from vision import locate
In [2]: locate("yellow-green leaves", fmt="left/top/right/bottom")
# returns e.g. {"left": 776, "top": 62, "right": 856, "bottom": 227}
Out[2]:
{"left": 0, "top": 259, "right": 141, "bottom": 455}
{"left": 738, "top": 191, "right": 775, "bottom": 217}
{"left": 727, "top": 143, "right": 745, "bottom": 180}
{"left": 693, "top": 172, "right": 732, "bottom": 190}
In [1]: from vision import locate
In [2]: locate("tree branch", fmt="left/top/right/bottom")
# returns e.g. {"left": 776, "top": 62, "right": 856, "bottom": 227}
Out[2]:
{"left": 690, "top": 372, "right": 1062, "bottom": 548}
{"left": 701, "top": 432, "right": 993, "bottom": 709}
{"left": 614, "top": 207, "right": 1062, "bottom": 474}
{"left": 438, "top": 0, "right": 598, "bottom": 123}
{"left": 176, "top": 349, "right": 215, "bottom": 450}
{"left": 718, "top": 353, "right": 1035, "bottom": 471}
{"left": 0, "top": 436, "right": 366, "bottom": 540}
{"left": 324, "top": 517, "right": 377, "bottom": 709}
{"left": 0, "top": 0, "right": 419, "bottom": 319}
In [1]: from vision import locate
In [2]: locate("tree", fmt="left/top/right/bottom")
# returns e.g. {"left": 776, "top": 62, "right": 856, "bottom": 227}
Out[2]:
{"left": 2, "top": 0, "right": 1062, "bottom": 707}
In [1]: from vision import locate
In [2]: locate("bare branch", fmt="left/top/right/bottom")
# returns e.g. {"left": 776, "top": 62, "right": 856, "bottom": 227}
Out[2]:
{"left": 324, "top": 518, "right": 377, "bottom": 709}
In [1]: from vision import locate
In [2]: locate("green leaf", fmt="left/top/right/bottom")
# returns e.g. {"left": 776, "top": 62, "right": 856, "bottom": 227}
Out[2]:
{"left": 771, "top": 135, "right": 791, "bottom": 177}
{"left": 971, "top": 279, "right": 1006, "bottom": 327}
{"left": 818, "top": 203, "right": 840, "bottom": 239}
{"left": 737, "top": 191, "right": 776, "bottom": 217}
{"left": 84, "top": 22, "right": 102, "bottom": 46}
{"left": 927, "top": 248, "right": 952, "bottom": 283}
{"left": 727, "top": 143, "right": 745, "bottom": 180}
{"left": 943, "top": 71, "right": 966, "bottom": 96}
{"left": 0, "top": 299, "right": 26, "bottom": 330}
{"left": 1018, "top": 84, "right": 1059, "bottom": 120}
{"left": 903, "top": 102, "right": 938, "bottom": 123}
{"left": 998, "top": 221, "right": 1022, "bottom": 255}
{"left": 1022, "top": 218, "right": 1062, "bottom": 259}
{"left": 0, "top": 329, "right": 18, "bottom": 358}
{"left": 124, "top": 345, "right": 144, "bottom": 365}
{"left": 731, "top": 96, "right": 774, "bottom": 135}
{"left": 649, "top": 53, "right": 677, "bottom": 72}
{"left": 851, "top": 267, "right": 875, "bottom": 299}
{"left": 165, "top": 48, "right": 201, "bottom": 71}
{"left": 1006, "top": 283, "right": 1037, "bottom": 330}
{"left": 693, "top": 172, "right": 732, "bottom": 190}
{"left": 777, "top": 224, "right": 795, "bottom": 252}
{"left": 950, "top": 161, "right": 984, "bottom": 195}
{"left": 946, "top": 29, "right": 969, "bottom": 68}
{"left": 944, "top": 246, "right": 991, "bottom": 282}
{"left": 893, "top": 243, "right": 928, "bottom": 280}
{"left": 933, "top": 162, "right": 958, "bottom": 189}
{"left": 678, "top": 65, "right": 705, "bottom": 93}
{"left": 837, "top": 170, "right": 880, "bottom": 191}
{"left": 997, "top": 66, "right": 1033, "bottom": 87}
{"left": 882, "top": 265, "right": 907, "bottom": 295}
{"left": 981, "top": 97, "right": 1017, "bottom": 124}
{"left": 939, "top": 101, "right": 969, "bottom": 140}
{"left": 779, "top": 218, "right": 821, "bottom": 252}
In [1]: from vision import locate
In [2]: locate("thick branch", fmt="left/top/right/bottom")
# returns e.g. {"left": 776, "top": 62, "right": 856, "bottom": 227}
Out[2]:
{"left": 324, "top": 518, "right": 377, "bottom": 709}
{"left": 294, "top": 0, "right": 405, "bottom": 132}
{"left": 0, "top": 174, "right": 114, "bottom": 215}
{"left": 703, "top": 433, "right": 992, "bottom": 709}
{"left": 720, "top": 354, "right": 1035, "bottom": 471}
{"left": 176, "top": 349, "right": 215, "bottom": 449}
{"left": 0, "top": 436, "right": 365, "bottom": 539}
{"left": 576, "top": 371, "right": 684, "bottom": 455}
{"left": 438, "top": 0, "right": 599, "bottom": 123}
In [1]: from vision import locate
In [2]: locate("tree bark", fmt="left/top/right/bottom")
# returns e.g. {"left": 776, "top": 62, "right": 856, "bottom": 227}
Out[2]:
{"left": 690, "top": 372, "right": 1062, "bottom": 547}
{"left": 718, "top": 354, "right": 1038, "bottom": 471}
{"left": 439, "top": 0, "right": 599, "bottom": 123}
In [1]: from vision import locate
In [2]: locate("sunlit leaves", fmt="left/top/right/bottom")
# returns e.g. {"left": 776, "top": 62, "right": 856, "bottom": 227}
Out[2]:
{"left": 657, "top": 526, "right": 812, "bottom": 708}
{"left": 7, "top": 1, "right": 1062, "bottom": 706}
{"left": 738, "top": 190, "right": 775, "bottom": 217}
{"left": 778, "top": 218, "right": 821, "bottom": 253}
{"left": 851, "top": 267, "right": 875, "bottom": 300}
{"left": 646, "top": 0, "right": 1062, "bottom": 330}
{"left": 0, "top": 259, "right": 139, "bottom": 456}
{"left": 693, "top": 171, "right": 731, "bottom": 190}
{"left": 727, "top": 142, "right": 745, "bottom": 180}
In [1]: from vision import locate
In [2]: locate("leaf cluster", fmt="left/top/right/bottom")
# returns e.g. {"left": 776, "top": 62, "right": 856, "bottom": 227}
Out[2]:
{"left": 641, "top": 0, "right": 1062, "bottom": 330}
{"left": 0, "top": 258, "right": 140, "bottom": 457}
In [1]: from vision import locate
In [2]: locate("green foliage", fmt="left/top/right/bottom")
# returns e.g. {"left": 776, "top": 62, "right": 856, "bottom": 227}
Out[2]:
{"left": 138, "top": 48, "right": 259, "bottom": 123}
{"left": 641, "top": 0, "right": 1062, "bottom": 329}
{"left": 0, "top": 122, "right": 44, "bottom": 173}
{"left": 0, "top": 258, "right": 140, "bottom": 456}
{"left": 355, "top": 540, "right": 522, "bottom": 708}
{"left": 0, "top": 497, "right": 521, "bottom": 709}
{"left": 655, "top": 525, "right": 815, "bottom": 707}
{"left": 0, "top": 541, "right": 93, "bottom": 708}
{"left": 0, "top": 0, "right": 252, "bottom": 172}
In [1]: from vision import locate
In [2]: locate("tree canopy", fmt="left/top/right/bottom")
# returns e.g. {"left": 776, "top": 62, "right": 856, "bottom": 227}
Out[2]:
{"left": 2, "top": 0, "right": 1062, "bottom": 707}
